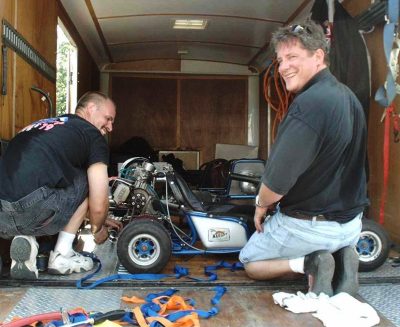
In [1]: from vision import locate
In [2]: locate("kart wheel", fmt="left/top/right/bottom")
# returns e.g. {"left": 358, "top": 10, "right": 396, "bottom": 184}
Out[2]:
{"left": 357, "top": 218, "right": 390, "bottom": 272}
{"left": 117, "top": 218, "right": 171, "bottom": 273}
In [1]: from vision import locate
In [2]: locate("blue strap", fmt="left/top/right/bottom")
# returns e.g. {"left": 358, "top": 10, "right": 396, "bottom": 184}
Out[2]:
{"left": 204, "top": 260, "right": 244, "bottom": 280}
{"left": 375, "top": 0, "right": 400, "bottom": 107}
{"left": 140, "top": 286, "right": 227, "bottom": 323}
{"left": 145, "top": 288, "right": 178, "bottom": 301}
{"left": 77, "top": 258, "right": 243, "bottom": 289}
{"left": 75, "top": 252, "right": 102, "bottom": 288}
{"left": 77, "top": 271, "right": 184, "bottom": 289}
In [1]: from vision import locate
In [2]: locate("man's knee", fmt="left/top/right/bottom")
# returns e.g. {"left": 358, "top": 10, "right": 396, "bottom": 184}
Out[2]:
{"left": 244, "top": 259, "right": 292, "bottom": 280}
{"left": 244, "top": 261, "right": 267, "bottom": 280}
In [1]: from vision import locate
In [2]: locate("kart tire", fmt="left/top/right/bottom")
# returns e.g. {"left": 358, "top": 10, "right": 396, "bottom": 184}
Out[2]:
{"left": 117, "top": 218, "right": 171, "bottom": 274}
{"left": 357, "top": 218, "right": 390, "bottom": 272}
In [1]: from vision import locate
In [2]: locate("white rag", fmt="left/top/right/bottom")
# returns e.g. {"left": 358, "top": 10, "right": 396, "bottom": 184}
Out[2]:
{"left": 272, "top": 291, "right": 380, "bottom": 327}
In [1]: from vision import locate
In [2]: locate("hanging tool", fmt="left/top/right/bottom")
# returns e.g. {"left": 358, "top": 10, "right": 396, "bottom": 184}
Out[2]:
{"left": 31, "top": 86, "right": 54, "bottom": 117}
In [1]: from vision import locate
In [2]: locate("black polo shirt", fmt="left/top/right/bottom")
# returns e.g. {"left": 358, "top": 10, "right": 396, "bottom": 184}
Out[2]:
{"left": 262, "top": 68, "right": 369, "bottom": 223}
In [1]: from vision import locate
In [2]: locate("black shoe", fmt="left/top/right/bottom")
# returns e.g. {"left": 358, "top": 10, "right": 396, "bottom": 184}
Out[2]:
{"left": 332, "top": 246, "right": 359, "bottom": 296}
{"left": 304, "top": 250, "right": 335, "bottom": 296}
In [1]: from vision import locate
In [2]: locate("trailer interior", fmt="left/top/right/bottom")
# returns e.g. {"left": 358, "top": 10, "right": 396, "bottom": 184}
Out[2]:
{"left": 0, "top": 0, "right": 400, "bottom": 326}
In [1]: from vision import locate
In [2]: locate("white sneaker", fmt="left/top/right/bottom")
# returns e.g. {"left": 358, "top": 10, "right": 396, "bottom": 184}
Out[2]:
{"left": 10, "top": 235, "right": 39, "bottom": 280}
{"left": 47, "top": 250, "right": 93, "bottom": 275}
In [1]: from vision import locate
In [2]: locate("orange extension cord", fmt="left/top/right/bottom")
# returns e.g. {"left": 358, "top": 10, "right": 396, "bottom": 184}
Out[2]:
{"left": 263, "top": 60, "right": 293, "bottom": 141}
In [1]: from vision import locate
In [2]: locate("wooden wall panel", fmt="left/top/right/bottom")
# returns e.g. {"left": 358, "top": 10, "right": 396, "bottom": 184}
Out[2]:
{"left": 14, "top": 0, "right": 57, "bottom": 131}
{"left": 18, "top": 0, "right": 57, "bottom": 65}
{"left": 0, "top": 0, "right": 15, "bottom": 140}
{"left": 14, "top": 57, "right": 55, "bottom": 132}
{"left": 109, "top": 75, "right": 248, "bottom": 165}
{"left": 180, "top": 78, "right": 247, "bottom": 163}
{"left": 110, "top": 76, "right": 178, "bottom": 150}
{"left": 0, "top": 0, "right": 57, "bottom": 138}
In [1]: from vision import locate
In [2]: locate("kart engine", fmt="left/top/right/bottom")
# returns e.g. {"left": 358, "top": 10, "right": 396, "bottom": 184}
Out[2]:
{"left": 109, "top": 161, "right": 158, "bottom": 216}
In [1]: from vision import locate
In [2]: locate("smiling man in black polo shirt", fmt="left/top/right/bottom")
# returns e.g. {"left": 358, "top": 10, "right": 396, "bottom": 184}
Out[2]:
{"left": 239, "top": 20, "right": 369, "bottom": 297}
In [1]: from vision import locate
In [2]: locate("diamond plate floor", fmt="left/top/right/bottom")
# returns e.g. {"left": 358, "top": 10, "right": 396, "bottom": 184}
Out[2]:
{"left": 359, "top": 284, "right": 400, "bottom": 327}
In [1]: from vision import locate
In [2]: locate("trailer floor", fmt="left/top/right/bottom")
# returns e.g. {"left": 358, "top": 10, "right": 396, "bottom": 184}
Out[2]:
{"left": 0, "top": 240, "right": 399, "bottom": 326}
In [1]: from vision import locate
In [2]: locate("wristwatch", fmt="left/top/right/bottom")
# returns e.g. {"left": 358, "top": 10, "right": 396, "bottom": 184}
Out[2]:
{"left": 255, "top": 195, "right": 269, "bottom": 208}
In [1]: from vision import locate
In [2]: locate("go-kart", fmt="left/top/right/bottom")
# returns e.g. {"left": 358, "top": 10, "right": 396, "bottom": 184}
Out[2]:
{"left": 108, "top": 157, "right": 390, "bottom": 274}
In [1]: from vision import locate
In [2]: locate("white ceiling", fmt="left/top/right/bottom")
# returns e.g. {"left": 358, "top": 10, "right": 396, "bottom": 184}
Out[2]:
{"left": 60, "top": 0, "right": 315, "bottom": 72}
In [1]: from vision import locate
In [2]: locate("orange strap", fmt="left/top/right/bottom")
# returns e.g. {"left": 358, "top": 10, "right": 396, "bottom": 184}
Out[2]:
{"left": 153, "top": 295, "right": 194, "bottom": 315}
{"left": 121, "top": 296, "right": 146, "bottom": 304}
{"left": 147, "top": 313, "right": 200, "bottom": 327}
{"left": 130, "top": 295, "right": 200, "bottom": 327}
{"left": 132, "top": 307, "right": 148, "bottom": 327}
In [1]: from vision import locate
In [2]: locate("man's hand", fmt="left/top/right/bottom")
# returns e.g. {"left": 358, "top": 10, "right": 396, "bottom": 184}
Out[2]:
{"left": 93, "top": 226, "right": 109, "bottom": 245}
{"left": 254, "top": 206, "right": 268, "bottom": 233}
{"left": 104, "top": 217, "right": 123, "bottom": 231}
{"left": 93, "top": 218, "right": 123, "bottom": 245}
{"left": 253, "top": 183, "right": 283, "bottom": 233}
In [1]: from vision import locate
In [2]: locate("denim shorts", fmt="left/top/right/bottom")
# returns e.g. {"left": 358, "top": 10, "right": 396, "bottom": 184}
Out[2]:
{"left": 0, "top": 171, "right": 88, "bottom": 238}
{"left": 239, "top": 210, "right": 363, "bottom": 263}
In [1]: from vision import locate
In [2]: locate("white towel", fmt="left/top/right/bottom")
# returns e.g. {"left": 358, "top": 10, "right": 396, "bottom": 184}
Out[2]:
{"left": 272, "top": 291, "right": 380, "bottom": 327}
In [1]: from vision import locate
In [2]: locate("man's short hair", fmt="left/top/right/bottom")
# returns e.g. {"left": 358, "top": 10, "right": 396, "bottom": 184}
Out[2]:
{"left": 76, "top": 91, "right": 111, "bottom": 112}
{"left": 271, "top": 20, "right": 329, "bottom": 64}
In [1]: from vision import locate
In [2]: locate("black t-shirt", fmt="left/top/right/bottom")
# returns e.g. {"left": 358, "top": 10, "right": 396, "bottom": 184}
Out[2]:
{"left": 0, "top": 114, "right": 109, "bottom": 201}
{"left": 262, "top": 69, "right": 369, "bottom": 222}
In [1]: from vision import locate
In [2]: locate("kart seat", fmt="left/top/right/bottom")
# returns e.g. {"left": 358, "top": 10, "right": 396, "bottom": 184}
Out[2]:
{"left": 166, "top": 171, "right": 255, "bottom": 218}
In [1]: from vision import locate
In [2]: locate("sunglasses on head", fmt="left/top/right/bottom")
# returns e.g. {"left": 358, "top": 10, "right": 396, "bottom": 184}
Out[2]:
{"left": 290, "top": 24, "right": 312, "bottom": 34}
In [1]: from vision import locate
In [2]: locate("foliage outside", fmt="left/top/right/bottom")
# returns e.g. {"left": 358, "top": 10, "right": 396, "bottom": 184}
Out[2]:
{"left": 56, "top": 39, "right": 73, "bottom": 116}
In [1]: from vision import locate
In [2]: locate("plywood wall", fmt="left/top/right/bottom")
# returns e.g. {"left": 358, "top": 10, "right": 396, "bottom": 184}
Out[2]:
{"left": 111, "top": 76, "right": 178, "bottom": 150}
{"left": 0, "top": 0, "right": 57, "bottom": 137}
{"left": 110, "top": 75, "right": 247, "bottom": 164}
{"left": 180, "top": 78, "right": 247, "bottom": 163}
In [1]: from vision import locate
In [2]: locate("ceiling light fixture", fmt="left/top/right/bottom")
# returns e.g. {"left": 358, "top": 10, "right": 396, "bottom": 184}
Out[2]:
{"left": 173, "top": 19, "right": 208, "bottom": 30}
{"left": 177, "top": 49, "right": 189, "bottom": 55}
